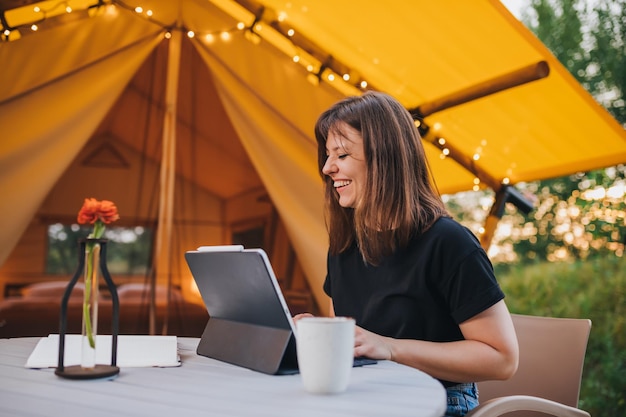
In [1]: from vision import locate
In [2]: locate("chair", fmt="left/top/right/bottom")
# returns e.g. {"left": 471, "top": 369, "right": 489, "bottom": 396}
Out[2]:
{"left": 466, "top": 314, "right": 592, "bottom": 417}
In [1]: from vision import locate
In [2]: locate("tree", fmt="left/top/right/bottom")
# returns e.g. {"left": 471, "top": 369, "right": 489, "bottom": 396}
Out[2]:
{"left": 500, "top": 0, "right": 626, "bottom": 263}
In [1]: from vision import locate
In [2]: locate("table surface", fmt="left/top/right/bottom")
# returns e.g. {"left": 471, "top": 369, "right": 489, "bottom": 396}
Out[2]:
{"left": 0, "top": 337, "right": 446, "bottom": 417}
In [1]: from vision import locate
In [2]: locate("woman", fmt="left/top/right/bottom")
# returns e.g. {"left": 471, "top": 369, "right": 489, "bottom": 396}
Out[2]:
{"left": 303, "top": 91, "right": 519, "bottom": 417}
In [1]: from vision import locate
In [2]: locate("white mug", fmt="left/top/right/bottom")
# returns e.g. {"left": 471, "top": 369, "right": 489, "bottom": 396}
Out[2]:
{"left": 296, "top": 316, "right": 355, "bottom": 394}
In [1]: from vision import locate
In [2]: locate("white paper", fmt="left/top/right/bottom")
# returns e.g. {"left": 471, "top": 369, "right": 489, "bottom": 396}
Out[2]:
{"left": 25, "top": 334, "right": 181, "bottom": 368}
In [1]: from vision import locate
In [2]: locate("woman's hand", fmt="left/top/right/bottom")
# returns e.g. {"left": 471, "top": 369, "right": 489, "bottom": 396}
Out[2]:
{"left": 292, "top": 312, "right": 315, "bottom": 323}
{"left": 353, "top": 325, "right": 393, "bottom": 360}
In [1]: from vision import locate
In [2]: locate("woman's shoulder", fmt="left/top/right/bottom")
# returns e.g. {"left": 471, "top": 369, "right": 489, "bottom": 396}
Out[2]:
{"left": 420, "top": 216, "right": 482, "bottom": 248}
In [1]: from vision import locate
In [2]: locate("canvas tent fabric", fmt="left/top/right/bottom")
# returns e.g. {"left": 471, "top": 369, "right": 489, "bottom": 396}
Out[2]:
{"left": 1, "top": 0, "right": 625, "bottom": 310}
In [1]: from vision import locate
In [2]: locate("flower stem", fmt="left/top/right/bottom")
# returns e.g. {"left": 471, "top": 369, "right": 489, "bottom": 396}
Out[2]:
{"left": 83, "top": 240, "right": 100, "bottom": 349}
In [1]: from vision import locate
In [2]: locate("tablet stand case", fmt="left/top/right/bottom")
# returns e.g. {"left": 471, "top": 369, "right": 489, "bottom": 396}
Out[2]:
{"left": 197, "top": 317, "right": 298, "bottom": 375}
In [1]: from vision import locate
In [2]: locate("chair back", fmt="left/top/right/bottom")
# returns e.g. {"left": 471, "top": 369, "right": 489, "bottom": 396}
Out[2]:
{"left": 478, "top": 314, "right": 591, "bottom": 413}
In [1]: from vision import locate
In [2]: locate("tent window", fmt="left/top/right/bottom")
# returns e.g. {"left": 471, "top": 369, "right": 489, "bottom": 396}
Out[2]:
{"left": 231, "top": 224, "right": 266, "bottom": 251}
{"left": 46, "top": 223, "right": 153, "bottom": 276}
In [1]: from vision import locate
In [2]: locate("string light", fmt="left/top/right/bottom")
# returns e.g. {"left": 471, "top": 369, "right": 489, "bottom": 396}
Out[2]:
{"left": 1, "top": 0, "right": 115, "bottom": 42}
{"left": 1, "top": 0, "right": 371, "bottom": 95}
{"left": 2, "top": 1, "right": 493, "bottom": 195}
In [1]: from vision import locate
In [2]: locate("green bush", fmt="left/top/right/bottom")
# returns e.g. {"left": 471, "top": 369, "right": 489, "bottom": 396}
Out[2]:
{"left": 495, "top": 255, "right": 626, "bottom": 416}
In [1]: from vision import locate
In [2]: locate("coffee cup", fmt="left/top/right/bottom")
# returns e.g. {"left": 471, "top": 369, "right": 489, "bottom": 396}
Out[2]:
{"left": 296, "top": 316, "right": 355, "bottom": 394}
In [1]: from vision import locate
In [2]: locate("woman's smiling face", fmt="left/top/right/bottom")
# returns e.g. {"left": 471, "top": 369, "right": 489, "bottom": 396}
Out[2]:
{"left": 321, "top": 122, "right": 367, "bottom": 209}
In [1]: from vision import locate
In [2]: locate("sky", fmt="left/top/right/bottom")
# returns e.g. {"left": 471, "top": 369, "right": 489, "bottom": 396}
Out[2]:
{"left": 500, "top": 0, "right": 526, "bottom": 18}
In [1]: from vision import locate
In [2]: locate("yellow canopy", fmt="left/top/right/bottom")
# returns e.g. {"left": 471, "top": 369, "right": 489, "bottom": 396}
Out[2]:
{"left": 1, "top": 0, "right": 624, "bottom": 310}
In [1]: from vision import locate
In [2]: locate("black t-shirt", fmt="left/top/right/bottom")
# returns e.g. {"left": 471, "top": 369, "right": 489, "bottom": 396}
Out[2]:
{"left": 324, "top": 217, "right": 504, "bottom": 385}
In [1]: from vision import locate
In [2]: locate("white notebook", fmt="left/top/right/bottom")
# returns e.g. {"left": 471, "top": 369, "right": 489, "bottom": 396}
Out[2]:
{"left": 25, "top": 334, "right": 181, "bottom": 368}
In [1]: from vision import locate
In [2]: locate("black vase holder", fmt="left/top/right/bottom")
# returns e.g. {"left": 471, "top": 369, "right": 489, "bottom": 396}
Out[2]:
{"left": 55, "top": 238, "right": 120, "bottom": 379}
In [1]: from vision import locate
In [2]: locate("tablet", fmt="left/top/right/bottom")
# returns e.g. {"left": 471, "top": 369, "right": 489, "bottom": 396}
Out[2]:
{"left": 184, "top": 246, "right": 298, "bottom": 374}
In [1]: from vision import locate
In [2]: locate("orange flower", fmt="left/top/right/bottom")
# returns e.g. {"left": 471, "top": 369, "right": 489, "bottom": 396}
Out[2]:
{"left": 77, "top": 198, "right": 120, "bottom": 225}
{"left": 76, "top": 198, "right": 120, "bottom": 350}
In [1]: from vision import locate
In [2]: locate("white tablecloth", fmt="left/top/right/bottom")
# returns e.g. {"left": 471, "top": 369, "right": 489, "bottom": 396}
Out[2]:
{"left": 0, "top": 337, "right": 446, "bottom": 417}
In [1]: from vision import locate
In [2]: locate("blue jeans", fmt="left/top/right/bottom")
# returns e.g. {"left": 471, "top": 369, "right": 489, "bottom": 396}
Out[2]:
{"left": 445, "top": 383, "right": 479, "bottom": 417}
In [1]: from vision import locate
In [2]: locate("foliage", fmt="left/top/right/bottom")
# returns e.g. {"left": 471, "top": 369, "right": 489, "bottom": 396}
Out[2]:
{"left": 523, "top": 0, "right": 625, "bottom": 124}
{"left": 492, "top": 0, "right": 626, "bottom": 264}
{"left": 496, "top": 255, "right": 626, "bottom": 416}
{"left": 501, "top": 166, "right": 626, "bottom": 263}
{"left": 47, "top": 224, "right": 153, "bottom": 275}
{"left": 585, "top": 0, "right": 626, "bottom": 123}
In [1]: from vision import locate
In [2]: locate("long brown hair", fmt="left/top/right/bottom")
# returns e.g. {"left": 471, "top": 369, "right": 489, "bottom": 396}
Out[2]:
{"left": 314, "top": 91, "right": 448, "bottom": 265}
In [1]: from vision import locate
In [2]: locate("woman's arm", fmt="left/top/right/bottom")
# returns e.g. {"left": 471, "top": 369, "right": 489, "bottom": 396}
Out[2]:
{"left": 353, "top": 300, "right": 519, "bottom": 382}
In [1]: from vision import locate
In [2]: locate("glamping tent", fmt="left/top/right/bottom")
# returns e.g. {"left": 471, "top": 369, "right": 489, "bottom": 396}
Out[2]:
{"left": 1, "top": 0, "right": 625, "bottom": 324}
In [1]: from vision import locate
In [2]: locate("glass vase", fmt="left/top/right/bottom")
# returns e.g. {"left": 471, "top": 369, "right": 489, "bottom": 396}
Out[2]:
{"left": 56, "top": 238, "right": 120, "bottom": 379}
{"left": 81, "top": 239, "right": 101, "bottom": 369}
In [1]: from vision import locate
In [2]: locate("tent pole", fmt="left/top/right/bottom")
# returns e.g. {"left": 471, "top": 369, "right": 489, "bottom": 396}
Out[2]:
{"left": 409, "top": 60, "right": 550, "bottom": 192}
{"left": 411, "top": 61, "right": 549, "bottom": 117}
{"left": 480, "top": 188, "right": 508, "bottom": 251}
{"left": 480, "top": 185, "right": 535, "bottom": 251}
{"left": 151, "top": 30, "right": 182, "bottom": 335}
